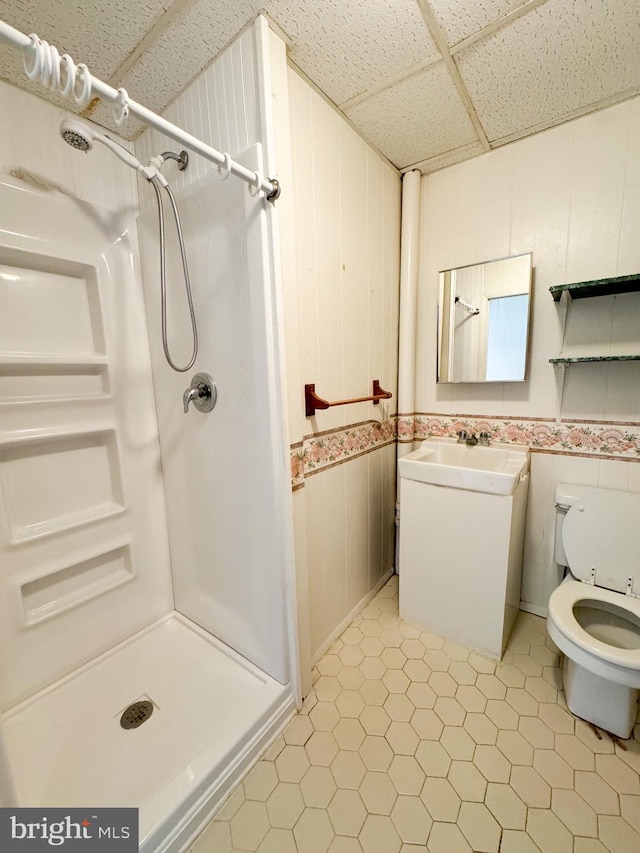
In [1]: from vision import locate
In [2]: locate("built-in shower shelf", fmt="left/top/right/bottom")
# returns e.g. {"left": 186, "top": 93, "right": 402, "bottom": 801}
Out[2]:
{"left": 21, "top": 544, "right": 133, "bottom": 625}
{"left": 0, "top": 355, "right": 108, "bottom": 368}
{"left": 10, "top": 502, "right": 126, "bottom": 544}
{"left": 549, "top": 272, "right": 640, "bottom": 301}
{"left": 0, "top": 356, "right": 109, "bottom": 399}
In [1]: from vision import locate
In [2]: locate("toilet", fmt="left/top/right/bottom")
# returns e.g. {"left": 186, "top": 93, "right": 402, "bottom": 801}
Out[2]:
{"left": 547, "top": 484, "right": 640, "bottom": 738}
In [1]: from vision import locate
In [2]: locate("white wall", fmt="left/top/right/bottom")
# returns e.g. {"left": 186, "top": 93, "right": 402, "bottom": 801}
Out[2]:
{"left": 415, "top": 95, "right": 640, "bottom": 613}
{"left": 281, "top": 65, "right": 402, "bottom": 662}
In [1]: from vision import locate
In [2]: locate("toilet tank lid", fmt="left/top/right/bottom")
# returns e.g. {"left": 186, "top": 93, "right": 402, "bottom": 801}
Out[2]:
{"left": 555, "top": 482, "right": 596, "bottom": 510}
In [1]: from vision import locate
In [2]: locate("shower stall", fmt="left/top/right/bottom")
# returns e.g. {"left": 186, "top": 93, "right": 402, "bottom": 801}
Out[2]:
{"left": 0, "top": 17, "right": 297, "bottom": 853}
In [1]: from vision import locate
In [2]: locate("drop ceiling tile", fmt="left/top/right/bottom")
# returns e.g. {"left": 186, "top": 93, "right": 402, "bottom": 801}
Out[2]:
{"left": 426, "top": 0, "right": 532, "bottom": 46}
{"left": 116, "top": 0, "right": 259, "bottom": 119}
{"left": 344, "top": 63, "right": 479, "bottom": 170}
{"left": 0, "top": 0, "right": 172, "bottom": 83}
{"left": 456, "top": 0, "right": 640, "bottom": 143}
{"left": 267, "top": 0, "right": 439, "bottom": 104}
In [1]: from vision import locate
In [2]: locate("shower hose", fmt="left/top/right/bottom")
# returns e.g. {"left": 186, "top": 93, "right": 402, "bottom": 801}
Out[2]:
{"left": 149, "top": 176, "right": 198, "bottom": 372}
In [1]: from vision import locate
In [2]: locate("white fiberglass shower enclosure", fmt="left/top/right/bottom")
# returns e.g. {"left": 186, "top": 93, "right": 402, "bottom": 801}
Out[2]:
{"left": 0, "top": 18, "right": 297, "bottom": 853}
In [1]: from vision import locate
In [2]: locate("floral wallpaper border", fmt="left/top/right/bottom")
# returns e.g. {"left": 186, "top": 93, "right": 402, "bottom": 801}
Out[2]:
{"left": 290, "top": 413, "right": 640, "bottom": 490}
{"left": 290, "top": 418, "right": 396, "bottom": 490}
{"left": 398, "top": 414, "right": 640, "bottom": 460}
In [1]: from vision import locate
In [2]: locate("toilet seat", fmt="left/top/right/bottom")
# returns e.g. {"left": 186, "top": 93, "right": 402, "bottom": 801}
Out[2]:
{"left": 548, "top": 577, "right": 640, "bottom": 670}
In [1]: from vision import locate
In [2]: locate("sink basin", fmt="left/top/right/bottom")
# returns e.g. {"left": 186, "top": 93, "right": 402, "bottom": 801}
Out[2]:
{"left": 398, "top": 437, "right": 529, "bottom": 496}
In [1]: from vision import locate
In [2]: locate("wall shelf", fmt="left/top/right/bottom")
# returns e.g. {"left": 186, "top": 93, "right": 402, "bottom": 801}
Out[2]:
{"left": 549, "top": 275, "right": 640, "bottom": 422}
{"left": 549, "top": 355, "right": 640, "bottom": 364}
{"left": 549, "top": 272, "right": 640, "bottom": 302}
{"left": 550, "top": 355, "right": 640, "bottom": 423}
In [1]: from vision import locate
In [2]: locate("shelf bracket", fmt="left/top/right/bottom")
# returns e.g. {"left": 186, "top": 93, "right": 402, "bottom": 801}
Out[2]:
{"left": 559, "top": 289, "right": 571, "bottom": 354}
{"left": 553, "top": 362, "right": 568, "bottom": 424}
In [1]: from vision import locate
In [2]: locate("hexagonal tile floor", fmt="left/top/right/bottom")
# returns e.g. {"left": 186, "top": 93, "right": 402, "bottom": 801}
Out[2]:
{"left": 190, "top": 575, "right": 640, "bottom": 853}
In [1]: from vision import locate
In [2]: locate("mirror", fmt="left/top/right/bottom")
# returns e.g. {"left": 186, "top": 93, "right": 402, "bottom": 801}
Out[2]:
{"left": 437, "top": 252, "right": 532, "bottom": 383}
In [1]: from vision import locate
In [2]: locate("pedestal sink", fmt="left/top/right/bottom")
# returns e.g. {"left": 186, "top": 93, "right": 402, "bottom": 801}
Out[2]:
{"left": 398, "top": 438, "right": 530, "bottom": 659}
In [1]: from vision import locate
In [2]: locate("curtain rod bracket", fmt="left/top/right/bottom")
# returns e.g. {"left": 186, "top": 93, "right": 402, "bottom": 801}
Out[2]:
{"left": 265, "top": 178, "right": 281, "bottom": 202}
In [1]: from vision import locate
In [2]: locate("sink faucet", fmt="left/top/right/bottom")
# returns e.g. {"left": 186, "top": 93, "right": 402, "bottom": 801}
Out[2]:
{"left": 478, "top": 431, "right": 491, "bottom": 446}
{"left": 456, "top": 430, "right": 478, "bottom": 446}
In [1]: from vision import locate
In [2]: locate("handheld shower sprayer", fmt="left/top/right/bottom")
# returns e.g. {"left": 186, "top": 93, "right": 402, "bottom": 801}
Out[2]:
{"left": 59, "top": 119, "right": 157, "bottom": 178}
{"left": 59, "top": 117, "right": 198, "bottom": 373}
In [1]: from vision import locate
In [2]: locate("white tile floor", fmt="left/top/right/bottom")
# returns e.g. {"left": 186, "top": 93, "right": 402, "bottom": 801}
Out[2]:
{"left": 191, "top": 575, "right": 640, "bottom": 853}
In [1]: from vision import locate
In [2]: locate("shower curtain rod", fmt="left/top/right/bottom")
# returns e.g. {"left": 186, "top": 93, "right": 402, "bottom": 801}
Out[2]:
{"left": 0, "top": 18, "right": 281, "bottom": 202}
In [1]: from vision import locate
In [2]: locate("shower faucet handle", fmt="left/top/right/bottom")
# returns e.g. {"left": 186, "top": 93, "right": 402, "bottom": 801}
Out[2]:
{"left": 183, "top": 372, "right": 217, "bottom": 414}
{"left": 183, "top": 386, "right": 203, "bottom": 413}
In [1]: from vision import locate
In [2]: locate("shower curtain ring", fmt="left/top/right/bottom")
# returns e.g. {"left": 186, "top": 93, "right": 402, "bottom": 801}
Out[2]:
{"left": 59, "top": 54, "right": 76, "bottom": 98}
{"left": 73, "top": 63, "right": 92, "bottom": 107}
{"left": 113, "top": 88, "right": 130, "bottom": 126}
{"left": 45, "top": 44, "right": 60, "bottom": 90}
{"left": 23, "top": 34, "right": 43, "bottom": 81}
{"left": 249, "top": 170, "right": 263, "bottom": 197}
{"left": 40, "top": 41, "right": 52, "bottom": 87}
{"left": 218, "top": 153, "right": 232, "bottom": 180}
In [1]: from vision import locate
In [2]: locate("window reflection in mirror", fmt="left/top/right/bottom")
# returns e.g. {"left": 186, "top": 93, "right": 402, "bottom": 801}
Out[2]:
{"left": 437, "top": 253, "right": 532, "bottom": 383}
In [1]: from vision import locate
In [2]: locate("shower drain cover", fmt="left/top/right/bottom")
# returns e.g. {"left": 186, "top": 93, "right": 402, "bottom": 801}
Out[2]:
{"left": 120, "top": 700, "right": 154, "bottom": 729}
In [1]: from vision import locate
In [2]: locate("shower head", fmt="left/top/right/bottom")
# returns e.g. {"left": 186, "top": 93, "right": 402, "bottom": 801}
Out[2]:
{"left": 59, "top": 119, "right": 147, "bottom": 175}
{"left": 60, "top": 119, "right": 94, "bottom": 151}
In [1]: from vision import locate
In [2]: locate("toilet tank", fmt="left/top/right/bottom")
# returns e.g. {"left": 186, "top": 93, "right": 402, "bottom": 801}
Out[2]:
{"left": 554, "top": 483, "right": 596, "bottom": 565}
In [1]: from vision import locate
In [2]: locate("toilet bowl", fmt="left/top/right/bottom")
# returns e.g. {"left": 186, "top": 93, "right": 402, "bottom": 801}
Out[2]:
{"left": 547, "top": 486, "right": 640, "bottom": 738}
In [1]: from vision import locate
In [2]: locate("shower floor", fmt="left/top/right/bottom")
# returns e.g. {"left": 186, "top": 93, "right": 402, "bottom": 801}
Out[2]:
{"left": 2, "top": 612, "right": 293, "bottom": 851}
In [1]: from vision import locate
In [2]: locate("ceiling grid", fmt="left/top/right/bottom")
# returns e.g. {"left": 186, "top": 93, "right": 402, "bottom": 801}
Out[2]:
{"left": 0, "top": 0, "right": 638, "bottom": 174}
{"left": 415, "top": 0, "right": 491, "bottom": 153}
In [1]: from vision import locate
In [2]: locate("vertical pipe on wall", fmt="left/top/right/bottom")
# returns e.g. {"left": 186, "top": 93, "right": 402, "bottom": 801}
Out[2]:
{"left": 397, "top": 170, "right": 422, "bottom": 455}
